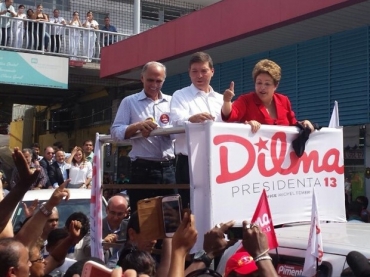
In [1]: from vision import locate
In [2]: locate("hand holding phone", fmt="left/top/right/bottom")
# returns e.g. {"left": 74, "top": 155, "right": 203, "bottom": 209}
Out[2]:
{"left": 162, "top": 195, "right": 182, "bottom": 237}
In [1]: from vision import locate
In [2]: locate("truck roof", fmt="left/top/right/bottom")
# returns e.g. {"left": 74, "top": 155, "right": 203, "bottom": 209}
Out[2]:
{"left": 276, "top": 222, "right": 370, "bottom": 257}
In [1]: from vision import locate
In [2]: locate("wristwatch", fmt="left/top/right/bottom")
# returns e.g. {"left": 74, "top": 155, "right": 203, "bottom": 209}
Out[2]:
{"left": 193, "top": 250, "right": 213, "bottom": 268}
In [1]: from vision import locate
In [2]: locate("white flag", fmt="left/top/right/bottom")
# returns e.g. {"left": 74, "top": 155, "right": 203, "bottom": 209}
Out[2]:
{"left": 328, "top": 101, "right": 339, "bottom": 128}
{"left": 302, "top": 188, "right": 324, "bottom": 277}
{"left": 90, "top": 133, "right": 104, "bottom": 260}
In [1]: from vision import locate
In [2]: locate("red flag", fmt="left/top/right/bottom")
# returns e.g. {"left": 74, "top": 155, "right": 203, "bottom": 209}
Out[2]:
{"left": 251, "top": 189, "right": 278, "bottom": 249}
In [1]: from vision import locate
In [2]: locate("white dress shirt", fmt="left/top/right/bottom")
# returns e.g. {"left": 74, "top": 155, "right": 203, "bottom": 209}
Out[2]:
{"left": 69, "top": 161, "right": 92, "bottom": 184}
{"left": 170, "top": 84, "right": 223, "bottom": 155}
{"left": 50, "top": 16, "right": 65, "bottom": 35}
{"left": 111, "top": 90, "right": 174, "bottom": 161}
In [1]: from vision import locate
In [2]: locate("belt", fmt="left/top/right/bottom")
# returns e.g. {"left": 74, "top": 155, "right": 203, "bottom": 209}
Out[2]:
{"left": 132, "top": 159, "right": 174, "bottom": 168}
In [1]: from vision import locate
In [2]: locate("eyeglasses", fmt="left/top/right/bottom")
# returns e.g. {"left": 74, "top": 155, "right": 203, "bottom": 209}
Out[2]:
{"left": 46, "top": 152, "right": 54, "bottom": 154}
{"left": 30, "top": 256, "right": 44, "bottom": 263}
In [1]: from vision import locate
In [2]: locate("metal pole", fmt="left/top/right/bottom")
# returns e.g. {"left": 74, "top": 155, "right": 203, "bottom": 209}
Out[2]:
{"left": 133, "top": 0, "right": 141, "bottom": 35}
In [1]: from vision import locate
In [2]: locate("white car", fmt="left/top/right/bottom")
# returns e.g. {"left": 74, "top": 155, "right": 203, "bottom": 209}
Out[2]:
{"left": 12, "top": 189, "right": 107, "bottom": 232}
{"left": 272, "top": 222, "right": 370, "bottom": 277}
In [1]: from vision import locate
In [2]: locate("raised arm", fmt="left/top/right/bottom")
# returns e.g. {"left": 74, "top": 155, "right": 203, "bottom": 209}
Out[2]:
{"left": 0, "top": 147, "right": 40, "bottom": 234}
{"left": 15, "top": 180, "right": 70, "bottom": 249}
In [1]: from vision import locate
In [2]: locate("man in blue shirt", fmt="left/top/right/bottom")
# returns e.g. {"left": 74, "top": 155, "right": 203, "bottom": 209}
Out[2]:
{"left": 101, "top": 16, "right": 117, "bottom": 46}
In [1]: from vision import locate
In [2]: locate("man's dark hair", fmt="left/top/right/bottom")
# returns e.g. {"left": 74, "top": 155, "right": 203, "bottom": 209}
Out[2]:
{"left": 126, "top": 211, "right": 139, "bottom": 240}
{"left": 356, "top": 195, "right": 369, "bottom": 209}
{"left": 65, "top": 212, "right": 90, "bottom": 238}
{"left": 0, "top": 238, "right": 22, "bottom": 277}
{"left": 53, "top": 141, "right": 64, "bottom": 150}
{"left": 117, "top": 243, "right": 156, "bottom": 276}
{"left": 64, "top": 257, "right": 105, "bottom": 277}
{"left": 31, "top": 142, "right": 40, "bottom": 148}
{"left": 47, "top": 228, "right": 69, "bottom": 249}
{"left": 18, "top": 4, "right": 25, "bottom": 9}
{"left": 83, "top": 139, "right": 93, "bottom": 146}
{"left": 189, "top": 52, "right": 213, "bottom": 69}
{"left": 104, "top": 16, "right": 110, "bottom": 20}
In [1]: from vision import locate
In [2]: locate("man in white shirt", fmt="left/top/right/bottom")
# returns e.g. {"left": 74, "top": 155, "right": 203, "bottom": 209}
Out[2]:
{"left": 170, "top": 52, "right": 224, "bottom": 207}
{"left": 0, "top": 0, "right": 16, "bottom": 46}
{"left": 82, "top": 139, "right": 94, "bottom": 164}
{"left": 111, "top": 61, "right": 175, "bottom": 211}
{"left": 49, "top": 9, "right": 66, "bottom": 53}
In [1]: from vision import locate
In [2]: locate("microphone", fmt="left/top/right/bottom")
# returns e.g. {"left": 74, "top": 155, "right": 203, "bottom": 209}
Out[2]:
{"left": 347, "top": 251, "right": 370, "bottom": 277}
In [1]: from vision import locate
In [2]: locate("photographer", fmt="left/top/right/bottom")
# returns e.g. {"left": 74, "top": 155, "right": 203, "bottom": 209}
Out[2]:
{"left": 0, "top": 0, "right": 16, "bottom": 46}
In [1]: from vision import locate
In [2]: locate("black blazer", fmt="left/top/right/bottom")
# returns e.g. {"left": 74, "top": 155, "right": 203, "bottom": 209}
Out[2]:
{"left": 48, "top": 161, "right": 69, "bottom": 186}
{"left": 40, "top": 158, "right": 52, "bottom": 187}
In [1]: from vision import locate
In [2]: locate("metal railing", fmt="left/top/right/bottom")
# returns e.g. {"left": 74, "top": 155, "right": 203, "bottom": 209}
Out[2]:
{"left": 0, "top": 16, "right": 131, "bottom": 63}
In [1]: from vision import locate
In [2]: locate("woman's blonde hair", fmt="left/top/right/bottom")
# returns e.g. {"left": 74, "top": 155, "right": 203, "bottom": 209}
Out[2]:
{"left": 252, "top": 59, "right": 281, "bottom": 85}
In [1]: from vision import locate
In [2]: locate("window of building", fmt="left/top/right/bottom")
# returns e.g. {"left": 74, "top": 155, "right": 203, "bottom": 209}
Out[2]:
{"left": 141, "top": 2, "right": 192, "bottom": 26}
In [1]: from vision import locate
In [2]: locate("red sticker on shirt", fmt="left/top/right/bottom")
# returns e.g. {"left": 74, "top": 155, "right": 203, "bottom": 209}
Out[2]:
{"left": 160, "top": 114, "right": 169, "bottom": 124}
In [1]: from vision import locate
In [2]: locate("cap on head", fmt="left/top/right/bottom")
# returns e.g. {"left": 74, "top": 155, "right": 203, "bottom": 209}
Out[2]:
{"left": 225, "top": 250, "right": 258, "bottom": 277}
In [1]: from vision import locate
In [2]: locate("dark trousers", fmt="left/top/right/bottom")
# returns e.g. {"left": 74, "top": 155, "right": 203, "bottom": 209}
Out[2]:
{"left": 129, "top": 159, "right": 176, "bottom": 212}
{"left": 51, "top": 35, "right": 61, "bottom": 53}
{"left": 175, "top": 154, "right": 191, "bottom": 209}
{"left": 1, "top": 27, "right": 10, "bottom": 46}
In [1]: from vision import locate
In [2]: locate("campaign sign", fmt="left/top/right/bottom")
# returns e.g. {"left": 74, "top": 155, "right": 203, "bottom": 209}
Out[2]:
{"left": 186, "top": 121, "right": 346, "bottom": 251}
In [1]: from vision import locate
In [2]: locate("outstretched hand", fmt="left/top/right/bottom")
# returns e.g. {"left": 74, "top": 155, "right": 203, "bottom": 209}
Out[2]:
{"left": 22, "top": 199, "right": 39, "bottom": 218}
{"left": 12, "top": 147, "right": 40, "bottom": 190}
{"left": 68, "top": 219, "right": 82, "bottom": 244}
{"left": 47, "top": 179, "right": 70, "bottom": 207}
{"left": 203, "top": 220, "right": 237, "bottom": 258}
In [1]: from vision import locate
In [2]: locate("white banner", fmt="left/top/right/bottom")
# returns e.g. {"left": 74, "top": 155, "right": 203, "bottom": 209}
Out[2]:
{"left": 186, "top": 122, "right": 346, "bottom": 250}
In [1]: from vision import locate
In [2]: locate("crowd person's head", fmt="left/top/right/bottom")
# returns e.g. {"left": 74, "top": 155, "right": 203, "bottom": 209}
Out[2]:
{"left": 117, "top": 243, "right": 156, "bottom": 277}
{"left": 54, "top": 150, "right": 66, "bottom": 164}
{"left": 45, "top": 228, "right": 69, "bottom": 253}
{"left": 0, "top": 238, "right": 31, "bottom": 277}
{"left": 5, "top": 0, "right": 13, "bottom": 8}
{"left": 52, "top": 141, "right": 64, "bottom": 152}
{"left": 31, "top": 143, "right": 40, "bottom": 156}
{"left": 356, "top": 195, "right": 369, "bottom": 210}
{"left": 42, "top": 206, "right": 59, "bottom": 239}
{"left": 26, "top": 8, "right": 33, "bottom": 18}
{"left": 65, "top": 212, "right": 90, "bottom": 241}
{"left": 43, "top": 146, "right": 54, "bottom": 162}
{"left": 141, "top": 61, "right": 166, "bottom": 100}
{"left": 29, "top": 239, "right": 46, "bottom": 277}
{"left": 21, "top": 148, "right": 33, "bottom": 166}
{"left": 18, "top": 5, "right": 25, "bottom": 14}
{"left": 63, "top": 257, "right": 105, "bottom": 277}
{"left": 53, "top": 9, "right": 59, "bottom": 17}
{"left": 36, "top": 4, "right": 43, "bottom": 14}
{"left": 188, "top": 52, "right": 214, "bottom": 92}
{"left": 106, "top": 195, "right": 129, "bottom": 229}
{"left": 252, "top": 59, "right": 281, "bottom": 105}
{"left": 82, "top": 140, "right": 93, "bottom": 156}
{"left": 104, "top": 16, "right": 110, "bottom": 27}
{"left": 72, "top": 147, "right": 86, "bottom": 165}
{"left": 225, "top": 251, "right": 258, "bottom": 277}
{"left": 103, "top": 189, "right": 111, "bottom": 200}
{"left": 126, "top": 211, "right": 157, "bottom": 252}
{"left": 72, "top": 11, "right": 79, "bottom": 19}
{"left": 86, "top": 11, "right": 93, "bottom": 21}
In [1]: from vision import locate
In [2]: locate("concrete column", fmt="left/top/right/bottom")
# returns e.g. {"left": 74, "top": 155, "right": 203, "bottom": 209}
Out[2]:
{"left": 133, "top": 0, "right": 141, "bottom": 34}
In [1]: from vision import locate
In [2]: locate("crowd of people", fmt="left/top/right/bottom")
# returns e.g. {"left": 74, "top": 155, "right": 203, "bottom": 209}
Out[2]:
{"left": 0, "top": 140, "right": 95, "bottom": 193}
{"left": 1, "top": 0, "right": 118, "bottom": 61}
{"left": 0, "top": 149, "right": 279, "bottom": 277}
